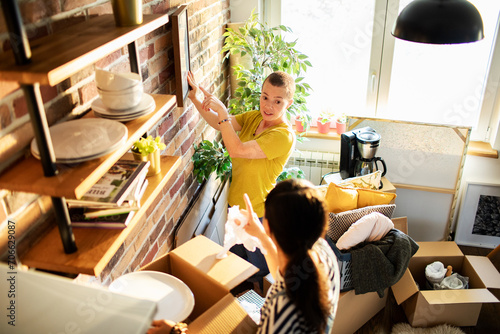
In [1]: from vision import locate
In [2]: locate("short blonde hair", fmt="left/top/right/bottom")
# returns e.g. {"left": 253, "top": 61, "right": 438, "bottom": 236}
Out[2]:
{"left": 263, "top": 71, "right": 296, "bottom": 101}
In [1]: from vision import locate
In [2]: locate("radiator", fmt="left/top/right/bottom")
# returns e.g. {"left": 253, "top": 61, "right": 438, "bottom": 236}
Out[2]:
{"left": 285, "top": 150, "right": 340, "bottom": 185}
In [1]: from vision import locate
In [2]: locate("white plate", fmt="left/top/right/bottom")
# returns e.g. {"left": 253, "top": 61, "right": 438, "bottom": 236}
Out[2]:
{"left": 92, "top": 93, "right": 155, "bottom": 116}
{"left": 31, "top": 118, "right": 128, "bottom": 164}
{"left": 94, "top": 101, "right": 155, "bottom": 122}
{"left": 109, "top": 271, "right": 195, "bottom": 322}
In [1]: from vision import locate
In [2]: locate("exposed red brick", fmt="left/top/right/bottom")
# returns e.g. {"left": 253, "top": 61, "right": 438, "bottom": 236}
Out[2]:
{"left": 13, "top": 95, "right": 28, "bottom": 118}
{"left": 151, "top": 1, "right": 171, "bottom": 14}
{"left": 139, "top": 44, "right": 155, "bottom": 64}
{"left": 169, "top": 174, "right": 184, "bottom": 198}
{"left": 20, "top": 0, "right": 61, "bottom": 24}
{"left": 0, "top": 104, "right": 12, "bottom": 129}
{"left": 87, "top": 2, "right": 113, "bottom": 16}
{"left": 39, "top": 85, "right": 58, "bottom": 102}
{"left": 79, "top": 81, "right": 97, "bottom": 105}
{"left": 95, "top": 50, "right": 123, "bottom": 69}
{"left": 140, "top": 242, "right": 158, "bottom": 267}
{"left": 62, "top": 0, "right": 96, "bottom": 12}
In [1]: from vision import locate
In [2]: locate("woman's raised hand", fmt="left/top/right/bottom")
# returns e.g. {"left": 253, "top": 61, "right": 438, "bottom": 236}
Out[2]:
{"left": 199, "top": 86, "right": 228, "bottom": 118}
{"left": 241, "top": 193, "right": 266, "bottom": 239}
{"left": 186, "top": 71, "right": 198, "bottom": 100}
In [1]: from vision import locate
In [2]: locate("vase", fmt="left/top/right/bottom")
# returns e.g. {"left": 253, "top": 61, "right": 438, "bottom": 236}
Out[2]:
{"left": 336, "top": 122, "right": 346, "bottom": 135}
{"left": 132, "top": 149, "right": 161, "bottom": 176}
{"left": 111, "top": 0, "right": 143, "bottom": 27}
{"left": 316, "top": 119, "right": 331, "bottom": 134}
{"left": 295, "top": 118, "right": 306, "bottom": 132}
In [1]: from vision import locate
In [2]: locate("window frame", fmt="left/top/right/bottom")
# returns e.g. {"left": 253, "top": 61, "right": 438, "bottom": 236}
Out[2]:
{"left": 265, "top": 0, "right": 500, "bottom": 146}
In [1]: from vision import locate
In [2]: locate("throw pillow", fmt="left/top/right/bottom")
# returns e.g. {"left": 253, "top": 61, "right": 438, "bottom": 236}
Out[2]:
{"left": 357, "top": 188, "right": 396, "bottom": 208}
{"left": 324, "top": 183, "right": 358, "bottom": 213}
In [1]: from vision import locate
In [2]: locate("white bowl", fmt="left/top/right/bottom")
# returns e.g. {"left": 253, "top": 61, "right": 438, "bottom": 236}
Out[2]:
{"left": 95, "top": 69, "right": 142, "bottom": 91}
{"left": 98, "top": 83, "right": 143, "bottom": 110}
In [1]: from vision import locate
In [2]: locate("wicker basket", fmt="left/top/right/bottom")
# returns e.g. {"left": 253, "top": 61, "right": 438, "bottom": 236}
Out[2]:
{"left": 326, "top": 236, "right": 354, "bottom": 292}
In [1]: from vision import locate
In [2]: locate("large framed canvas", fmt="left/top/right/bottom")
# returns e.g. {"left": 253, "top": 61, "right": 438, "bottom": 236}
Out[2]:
{"left": 171, "top": 5, "right": 191, "bottom": 107}
{"left": 455, "top": 181, "right": 500, "bottom": 249}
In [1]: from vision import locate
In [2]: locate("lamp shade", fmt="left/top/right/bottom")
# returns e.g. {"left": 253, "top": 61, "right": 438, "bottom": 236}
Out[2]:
{"left": 392, "top": 0, "right": 484, "bottom": 44}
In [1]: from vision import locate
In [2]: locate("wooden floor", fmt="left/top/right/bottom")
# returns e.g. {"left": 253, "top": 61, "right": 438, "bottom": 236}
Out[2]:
{"left": 355, "top": 245, "right": 500, "bottom": 334}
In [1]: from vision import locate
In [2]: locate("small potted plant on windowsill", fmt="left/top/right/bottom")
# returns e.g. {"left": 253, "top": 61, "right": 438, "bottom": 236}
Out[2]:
{"left": 317, "top": 109, "right": 335, "bottom": 134}
{"left": 131, "top": 135, "right": 166, "bottom": 176}
{"left": 335, "top": 113, "right": 348, "bottom": 135}
{"left": 295, "top": 115, "right": 310, "bottom": 133}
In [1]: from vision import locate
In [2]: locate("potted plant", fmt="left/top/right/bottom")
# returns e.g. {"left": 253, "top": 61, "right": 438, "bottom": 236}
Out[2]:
{"left": 317, "top": 108, "right": 335, "bottom": 134}
{"left": 192, "top": 139, "right": 232, "bottom": 183}
{"left": 222, "top": 11, "right": 312, "bottom": 122}
{"left": 276, "top": 166, "right": 306, "bottom": 182}
{"left": 295, "top": 115, "right": 309, "bottom": 133}
{"left": 131, "top": 135, "right": 166, "bottom": 176}
{"left": 336, "top": 113, "right": 348, "bottom": 135}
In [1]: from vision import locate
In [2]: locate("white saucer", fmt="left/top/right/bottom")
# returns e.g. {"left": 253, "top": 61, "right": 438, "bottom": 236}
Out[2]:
{"left": 30, "top": 118, "right": 128, "bottom": 164}
{"left": 92, "top": 93, "right": 155, "bottom": 116}
{"left": 109, "top": 271, "right": 195, "bottom": 322}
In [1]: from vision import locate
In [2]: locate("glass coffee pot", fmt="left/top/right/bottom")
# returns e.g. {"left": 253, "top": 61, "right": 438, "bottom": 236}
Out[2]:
{"left": 354, "top": 131, "right": 387, "bottom": 177}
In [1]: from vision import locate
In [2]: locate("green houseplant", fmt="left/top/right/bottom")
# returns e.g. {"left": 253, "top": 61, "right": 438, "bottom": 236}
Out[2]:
{"left": 276, "top": 166, "right": 305, "bottom": 182}
{"left": 222, "top": 11, "right": 313, "bottom": 124}
{"left": 131, "top": 136, "right": 166, "bottom": 176}
{"left": 192, "top": 139, "right": 232, "bottom": 183}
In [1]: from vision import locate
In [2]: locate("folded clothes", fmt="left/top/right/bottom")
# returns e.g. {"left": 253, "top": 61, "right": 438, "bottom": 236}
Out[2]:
{"left": 349, "top": 229, "right": 419, "bottom": 297}
{"left": 425, "top": 261, "right": 446, "bottom": 285}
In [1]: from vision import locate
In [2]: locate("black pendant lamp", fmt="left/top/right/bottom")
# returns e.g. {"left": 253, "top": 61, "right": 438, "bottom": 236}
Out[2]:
{"left": 392, "top": 0, "right": 484, "bottom": 44}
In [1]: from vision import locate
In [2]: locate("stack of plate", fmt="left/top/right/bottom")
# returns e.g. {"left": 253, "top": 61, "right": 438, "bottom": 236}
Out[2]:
{"left": 31, "top": 118, "right": 128, "bottom": 164}
{"left": 92, "top": 93, "right": 156, "bottom": 122}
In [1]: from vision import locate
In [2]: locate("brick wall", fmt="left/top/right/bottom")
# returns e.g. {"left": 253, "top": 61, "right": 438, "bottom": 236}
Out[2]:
{"left": 0, "top": 0, "right": 231, "bottom": 285}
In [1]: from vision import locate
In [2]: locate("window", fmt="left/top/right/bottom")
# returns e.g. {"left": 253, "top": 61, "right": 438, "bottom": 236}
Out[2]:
{"left": 277, "top": 0, "right": 500, "bottom": 141}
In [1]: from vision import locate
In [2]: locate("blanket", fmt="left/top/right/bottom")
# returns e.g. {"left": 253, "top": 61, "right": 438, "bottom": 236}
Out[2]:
{"left": 349, "top": 229, "right": 419, "bottom": 297}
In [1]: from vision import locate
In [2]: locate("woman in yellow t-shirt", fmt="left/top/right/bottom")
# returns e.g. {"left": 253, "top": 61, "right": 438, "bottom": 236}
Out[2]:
{"left": 187, "top": 71, "right": 296, "bottom": 287}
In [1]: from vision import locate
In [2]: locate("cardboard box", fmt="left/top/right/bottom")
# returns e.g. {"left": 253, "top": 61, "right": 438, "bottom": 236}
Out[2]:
{"left": 391, "top": 241, "right": 500, "bottom": 327}
{"left": 330, "top": 217, "right": 408, "bottom": 334}
{"left": 141, "top": 235, "right": 259, "bottom": 333}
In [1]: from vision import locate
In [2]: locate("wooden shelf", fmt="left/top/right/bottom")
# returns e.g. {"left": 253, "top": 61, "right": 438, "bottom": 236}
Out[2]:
{"left": 0, "top": 14, "right": 169, "bottom": 86}
{"left": 21, "top": 154, "right": 181, "bottom": 276}
{"left": 0, "top": 94, "right": 176, "bottom": 199}
{"left": 467, "top": 141, "right": 498, "bottom": 158}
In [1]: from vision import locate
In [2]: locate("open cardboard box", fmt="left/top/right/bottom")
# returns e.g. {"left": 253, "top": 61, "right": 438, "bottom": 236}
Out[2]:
{"left": 391, "top": 241, "right": 500, "bottom": 327}
{"left": 141, "top": 235, "right": 259, "bottom": 333}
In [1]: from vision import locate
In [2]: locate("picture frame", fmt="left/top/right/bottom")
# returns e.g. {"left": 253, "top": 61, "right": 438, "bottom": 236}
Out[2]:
{"left": 171, "top": 5, "right": 191, "bottom": 107}
{"left": 454, "top": 181, "right": 500, "bottom": 249}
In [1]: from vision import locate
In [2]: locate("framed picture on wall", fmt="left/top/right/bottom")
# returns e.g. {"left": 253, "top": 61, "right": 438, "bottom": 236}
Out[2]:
{"left": 455, "top": 181, "right": 500, "bottom": 249}
{"left": 172, "top": 5, "right": 191, "bottom": 107}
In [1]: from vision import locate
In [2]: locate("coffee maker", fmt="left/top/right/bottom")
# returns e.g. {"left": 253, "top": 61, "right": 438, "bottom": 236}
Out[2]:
{"left": 339, "top": 127, "right": 387, "bottom": 181}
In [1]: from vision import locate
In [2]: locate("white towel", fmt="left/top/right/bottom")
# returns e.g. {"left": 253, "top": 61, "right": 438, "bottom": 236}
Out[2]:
{"left": 216, "top": 206, "right": 266, "bottom": 259}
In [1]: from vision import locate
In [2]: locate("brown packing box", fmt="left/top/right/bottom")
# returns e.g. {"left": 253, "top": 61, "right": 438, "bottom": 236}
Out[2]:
{"left": 391, "top": 241, "right": 500, "bottom": 327}
{"left": 330, "top": 217, "right": 408, "bottom": 334}
{"left": 141, "top": 235, "right": 259, "bottom": 333}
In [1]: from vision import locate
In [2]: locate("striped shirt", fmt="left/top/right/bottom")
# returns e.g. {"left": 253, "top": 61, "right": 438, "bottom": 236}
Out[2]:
{"left": 257, "top": 238, "right": 340, "bottom": 334}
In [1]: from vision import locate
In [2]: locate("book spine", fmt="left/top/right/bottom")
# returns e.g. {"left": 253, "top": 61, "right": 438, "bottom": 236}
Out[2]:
{"left": 113, "top": 161, "right": 150, "bottom": 206}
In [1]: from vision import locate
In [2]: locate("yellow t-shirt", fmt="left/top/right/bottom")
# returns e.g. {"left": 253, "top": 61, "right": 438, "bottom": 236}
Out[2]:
{"left": 229, "top": 110, "right": 295, "bottom": 217}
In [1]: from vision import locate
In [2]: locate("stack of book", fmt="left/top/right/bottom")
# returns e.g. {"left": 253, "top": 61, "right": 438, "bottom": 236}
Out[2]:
{"left": 67, "top": 160, "right": 150, "bottom": 229}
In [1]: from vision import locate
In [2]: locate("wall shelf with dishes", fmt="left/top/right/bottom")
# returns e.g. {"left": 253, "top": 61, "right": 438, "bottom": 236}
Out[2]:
{"left": 0, "top": 8, "right": 180, "bottom": 275}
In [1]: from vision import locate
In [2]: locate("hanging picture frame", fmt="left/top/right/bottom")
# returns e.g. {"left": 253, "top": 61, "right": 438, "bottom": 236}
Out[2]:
{"left": 171, "top": 5, "right": 191, "bottom": 107}
{"left": 455, "top": 181, "right": 500, "bottom": 249}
